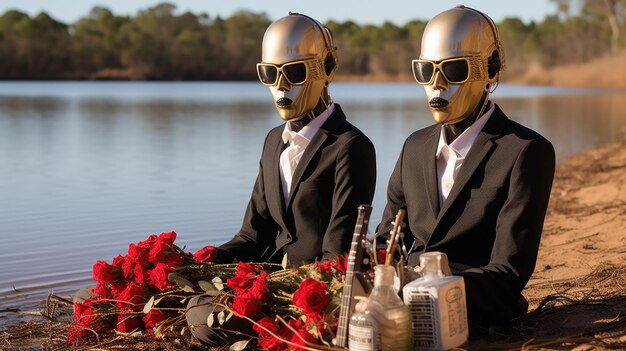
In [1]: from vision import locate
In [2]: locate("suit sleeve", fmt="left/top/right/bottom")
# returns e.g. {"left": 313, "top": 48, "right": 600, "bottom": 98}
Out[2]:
{"left": 217, "top": 135, "right": 280, "bottom": 262}
{"left": 457, "top": 137, "right": 556, "bottom": 324}
{"left": 321, "top": 134, "right": 376, "bottom": 260}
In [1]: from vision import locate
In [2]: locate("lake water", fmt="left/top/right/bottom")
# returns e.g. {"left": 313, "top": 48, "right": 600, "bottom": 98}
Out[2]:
{"left": 1, "top": 82, "right": 625, "bottom": 322}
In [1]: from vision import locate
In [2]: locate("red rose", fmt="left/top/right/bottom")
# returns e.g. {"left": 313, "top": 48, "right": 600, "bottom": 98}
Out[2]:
{"left": 232, "top": 292, "right": 262, "bottom": 317}
{"left": 121, "top": 257, "right": 135, "bottom": 280}
{"left": 148, "top": 263, "right": 174, "bottom": 291}
{"left": 288, "top": 319, "right": 318, "bottom": 350}
{"left": 193, "top": 245, "right": 218, "bottom": 262}
{"left": 143, "top": 309, "right": 168, "bottom": 334}
{"left": 117, "top": 312, "right": 142, "bottom": 333}
{"left": 253, "top": 317, "right": 279, "bottom": 338}
{"left": 137, "top": 234, "right": 158, "bottom": 248}
{"left": 250, "top": 271, "right": 269, "bottom": 300}
{"left": 316, "top": 260, "right": 334, "bottom": 275}
{"left": 91, "top": 283, "right": 112, "bottom": 299}
{"left": 226, "top": 261, "right": 257, "bottom": 293}
{"left": 157, "top": 231, "right": 176, "bottom": 245}
{"left": 232, "top": 270, "right": 271, "bottom": 318}
{"left": 231, "top": 271, "right": 270, "bottom": 317}
{"left": 133, "top": 263, "right": 150, "bottom": 286}
{"left": 254, "top": 318, "right": 283, "bottom": 351}
{"left": 127, "top": 243, "right": 150, "bottom": 264}
{"left": 293, "top": 278, "right": 329, "bottom": 315}
{"left": 71, "top": 298, "right": 112, "bottom": 341}
{"left": 334, "top": 255, "right": 347, "bottom": 275}
{"left": 116, "top": 283, "right": 149, "bottom": 311}
{"left": 165, "top": 253, "right": 185, "bottom": 268}
{"left": 73, "top": 299, "right": 95, "bottom": 325}
{"left": 148, "top": 240, "right": 168, "bottom": 263}
{"left": 112, "top": 254, "right": 125, "bottom": 268}
{"left": 92, "top": 260, "right": 122, "bottom": 285}
{"left": 110, "top": 281, "right": 127, "bottom": 298}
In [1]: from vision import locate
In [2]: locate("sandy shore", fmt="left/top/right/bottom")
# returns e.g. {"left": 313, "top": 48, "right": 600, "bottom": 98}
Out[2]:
{"left": 1, "top": 141, "right": 625, "bottom": 349}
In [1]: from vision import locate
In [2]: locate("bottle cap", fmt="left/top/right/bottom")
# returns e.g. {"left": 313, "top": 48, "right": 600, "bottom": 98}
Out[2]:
{"left": 419, "top": 251, "right": 452, "bottom": 281}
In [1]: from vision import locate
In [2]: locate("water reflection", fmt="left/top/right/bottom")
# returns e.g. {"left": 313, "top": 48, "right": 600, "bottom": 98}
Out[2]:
{"left": 498, "top": 94, "right": 626, "bottom": 163}
{"left": 0, "top": 82, "right": 624, "bottom": 317}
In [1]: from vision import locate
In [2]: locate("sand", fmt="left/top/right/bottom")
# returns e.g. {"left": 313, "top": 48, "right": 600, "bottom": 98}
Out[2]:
{"left": 1, "top": 141, "right": 625, "bottom": 350}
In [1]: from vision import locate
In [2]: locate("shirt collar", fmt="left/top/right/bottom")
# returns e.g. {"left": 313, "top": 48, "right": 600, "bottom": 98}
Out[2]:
{"left": 436, "top": 101, "right": 495, "bottom": 158}
{"left": 282, "top": 103, "right": 335, "bottom": 144}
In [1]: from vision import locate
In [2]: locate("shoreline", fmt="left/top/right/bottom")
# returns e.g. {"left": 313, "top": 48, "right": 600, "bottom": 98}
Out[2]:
{"left": 3, "top": 51, "right": 626, "bottom": 90}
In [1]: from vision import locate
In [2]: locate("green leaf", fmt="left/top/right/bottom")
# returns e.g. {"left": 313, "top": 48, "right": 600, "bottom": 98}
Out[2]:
{"left": 229, "top": 340, "right": 250, "bottom": 351}
{"left": 217, "top": 310, "right": 225, "bottom": 325}
{"left": 168, "top": 272, "right": 195, "bottom": 292}
{"left": 211, "top": 276, "right": 224, "bottom": 290}
{"left": 198, "top": 280, "right": 216, "bottom": 292}
{"left": 142, "top": 296, "right": 154, "bottom": 314}
{"left": 207, "top": 313, "right": 214, "bottom": 327}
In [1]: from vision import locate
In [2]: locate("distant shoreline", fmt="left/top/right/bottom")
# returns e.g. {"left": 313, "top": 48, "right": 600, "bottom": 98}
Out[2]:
{"left": 2, "top": 56, "right": 625, "bottom": 90}
{"left": 1, "top": 49, "right": 625, "bottom": 89}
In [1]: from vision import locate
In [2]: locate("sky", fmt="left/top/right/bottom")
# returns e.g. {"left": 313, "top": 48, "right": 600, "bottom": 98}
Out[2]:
{"left": 0, "top": 0, "right": 559, "bottom": 25}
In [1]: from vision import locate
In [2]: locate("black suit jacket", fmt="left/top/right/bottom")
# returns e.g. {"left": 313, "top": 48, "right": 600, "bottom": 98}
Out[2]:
{"left": 218, "top": 104, "right": 376, "bottom": 265}
{"left": 378, "top": 104, "right": 555, "bottom": 325}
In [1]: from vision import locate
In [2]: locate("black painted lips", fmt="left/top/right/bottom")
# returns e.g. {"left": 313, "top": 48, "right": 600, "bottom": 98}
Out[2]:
{"left": 429, "top": 97, "right": 449, "bottom": 109}
{"left": 276, "top": 98, "right": 293, "bottom": 107}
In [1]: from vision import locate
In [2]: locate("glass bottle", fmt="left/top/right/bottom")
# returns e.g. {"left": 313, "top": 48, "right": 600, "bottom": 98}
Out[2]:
{"left": 402, "top": 251, "right": 468, "bottom": 350}
{"left": 362, "top": 265, "right": 412, "bottom": 351}
{"left": 348, "top": 302, "right": 381, "bottom": 351}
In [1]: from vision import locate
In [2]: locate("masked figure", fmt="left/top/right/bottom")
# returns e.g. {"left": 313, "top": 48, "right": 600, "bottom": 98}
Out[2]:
{"left": 378, "top": 5, "right": 555, "bottom": 326}
{"left": 186, "top": 13, "right": 376, "bottom": 345}
{"left": 218, "top": 12, "right": 376, "bottom": 264}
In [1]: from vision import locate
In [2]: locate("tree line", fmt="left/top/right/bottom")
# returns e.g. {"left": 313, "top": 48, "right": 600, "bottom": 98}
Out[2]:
{"left": 0, "top": 1, "right": 624, "bottom": 80}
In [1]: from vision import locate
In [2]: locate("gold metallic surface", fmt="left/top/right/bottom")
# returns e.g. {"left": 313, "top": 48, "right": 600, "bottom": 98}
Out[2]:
{"left": 418, "top": 5, "right": 505, "bottom": 125}
{"left": 260, "top": 14, "right": 337, "bottom": 121}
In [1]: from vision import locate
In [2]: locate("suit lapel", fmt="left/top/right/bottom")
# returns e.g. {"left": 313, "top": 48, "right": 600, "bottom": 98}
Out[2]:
{"left": 423, "top": 126, "right": 441, "bottom": 219}
{"left": 287, "top": 106, "right": 345, "bottom": 208}
{"left": 435, "top": 105, "right": 507, "bottom": 223}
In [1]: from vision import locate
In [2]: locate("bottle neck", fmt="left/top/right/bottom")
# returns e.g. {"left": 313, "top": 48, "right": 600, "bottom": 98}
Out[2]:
{"left": 373, "top": 265, "right": 395, "bottom": 287}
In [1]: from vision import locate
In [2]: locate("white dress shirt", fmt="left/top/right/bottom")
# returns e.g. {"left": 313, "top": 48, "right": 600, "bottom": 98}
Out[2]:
{"left": 279, "top": 103, "right": 335, "bottom": 204}
{"left": 436, "top": 102, "right": 495, "bottom": 206}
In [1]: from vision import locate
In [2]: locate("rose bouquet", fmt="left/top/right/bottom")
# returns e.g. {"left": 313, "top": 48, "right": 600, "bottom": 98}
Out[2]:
{"left": 67, "top": 231, "right": 352, "bottom": 350}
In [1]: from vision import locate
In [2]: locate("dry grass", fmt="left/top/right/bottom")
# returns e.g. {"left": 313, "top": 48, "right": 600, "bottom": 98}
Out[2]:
{"left": 335, "top": 50, "right": 626, "bottom": 89}
{"left": 506, "top": 51, "right": 626, "bottom": 88}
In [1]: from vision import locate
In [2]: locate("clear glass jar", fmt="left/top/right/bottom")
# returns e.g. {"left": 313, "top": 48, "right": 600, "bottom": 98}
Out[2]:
{"left": 348, "top": 306, "right": 381, "bottom": 351}
{"left": 366, "top": 265, "right": 412, "bottom": 351}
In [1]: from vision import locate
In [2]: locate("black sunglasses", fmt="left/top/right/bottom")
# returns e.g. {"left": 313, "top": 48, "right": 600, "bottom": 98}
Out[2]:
{"left": 412, "top": 58, "right": 475, "bottom": 85}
